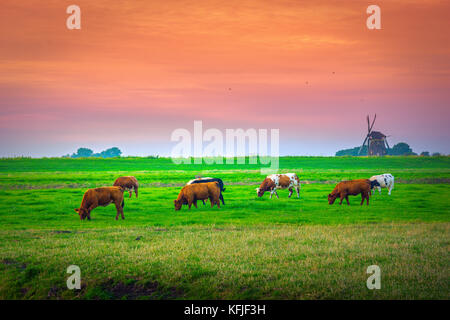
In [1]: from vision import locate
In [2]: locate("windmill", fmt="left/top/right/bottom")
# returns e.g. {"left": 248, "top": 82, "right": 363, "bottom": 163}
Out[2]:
{"left": 358, "top": 114, "right": 390, "bottom": 156}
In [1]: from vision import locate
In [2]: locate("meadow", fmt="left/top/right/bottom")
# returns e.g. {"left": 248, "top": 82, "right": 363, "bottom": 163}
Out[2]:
{"left": 0, "top": 156, "right": 449, "bottom": 299}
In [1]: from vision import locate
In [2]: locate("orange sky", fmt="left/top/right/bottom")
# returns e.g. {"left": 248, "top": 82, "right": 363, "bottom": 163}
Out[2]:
{"left": 0, "top": 0, "right": 449, "bottom": 156}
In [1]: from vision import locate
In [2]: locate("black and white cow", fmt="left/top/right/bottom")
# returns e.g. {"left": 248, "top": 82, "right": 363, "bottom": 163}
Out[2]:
{"left": 369, "top": 174, "right": 395, "bottom": 195}
{"left": 186, "top": 177, "right": 225, "bottom": 205}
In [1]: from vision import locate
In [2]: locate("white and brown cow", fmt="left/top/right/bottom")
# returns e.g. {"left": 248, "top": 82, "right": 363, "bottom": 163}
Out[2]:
{"left": 256, "top": 173, "right": 301, "bottom": 199}
{"left": 369, "top": 173, "right": 394, "bottom": 195}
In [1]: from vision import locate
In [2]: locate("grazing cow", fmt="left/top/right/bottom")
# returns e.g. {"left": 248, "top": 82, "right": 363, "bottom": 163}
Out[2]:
{"left": 256, "top": 173, "right": 301, "bottom": 199}
{"left": 186, "top": 177, "right": 226, "bottom": 205}
{"left": 113, "top": 176, "right": 138, "bottom": 198}
{"left": 75, "top": 186, "right": 125, "bottom": 220}
{"left": 369, "top": 174, "right": 394, "bottom": 195}
{"left": 174, "top": 182, "right": 221, "bottom": 210}
{"left": 328, "top": 179, "right": 373, "bottom": 206}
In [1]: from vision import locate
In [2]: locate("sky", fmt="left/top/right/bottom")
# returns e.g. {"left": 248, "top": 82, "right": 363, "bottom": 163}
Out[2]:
{"left": 0, "top": 0, "right": 449, "bottom": 157}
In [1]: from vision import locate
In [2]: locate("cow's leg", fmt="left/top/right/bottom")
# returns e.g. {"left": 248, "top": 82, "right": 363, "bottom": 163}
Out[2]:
{"left": 388, "top": 181, "right": 394, "bottom": 195}
{"left": 193, "top": 200, "right": 198, "bottom": 208}
{"left": 220, "top": 193, "right": 225, "bottom": 205}
{"left": 361, "top": 193, "right": 369, "bottom": 206}
{"left": 87, "top": 204, "right": 97, "bottom": 220}
{"left": 135, "top": 186, "right": 138, "bottom": 198}
{"left": 187, "top": 195, "right": 194, "bottom": 209}
{"left": 114, "top": 202, "right": 124, "bottom": 220}
{"left": 339, "top": 193, "right": 344, "bottom": 205}
{"left": 202, "top": 200, "right": 206, "bottom": 205}
{"left": 118, "top": 199, "right": 125, "bottom": 219}
{"left": 378, "top": 186, "right": 381, "bottom": 195}
{"left": 345, "top": 195, "right": 350, "bottom": 205}
{"left": 274, "top": 189, "right": 279, "bottom": 199}
{"left": 288, "top": 187, "right": 293, "bottom": 198}
{"left": 296, "top": 186, "right": 300, "bottom": 198}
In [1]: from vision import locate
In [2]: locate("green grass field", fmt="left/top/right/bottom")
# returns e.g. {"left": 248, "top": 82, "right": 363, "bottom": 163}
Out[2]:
{"left": 0, "top": 156, "right": 449, "bottom": 299}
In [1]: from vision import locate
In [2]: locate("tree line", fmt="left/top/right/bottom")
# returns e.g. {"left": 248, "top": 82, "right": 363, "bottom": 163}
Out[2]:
{"left": 336, "top": 142, "right": 442, "bottom": 157}
{"left": 63, "top": 147, "right": 122, "bottom": 158}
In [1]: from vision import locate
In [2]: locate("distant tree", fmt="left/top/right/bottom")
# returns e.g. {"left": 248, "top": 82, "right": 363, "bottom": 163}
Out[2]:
{"left": 336, "top": 146, "right": 367, "bottom": 156}
{"left": 68, "top": 147, "right": 121, "bottom": 158}
{"left": 388, "top": 142, "right": 416, "bottom": 156}
{"left": 420, "top": 151, "right": 430, "bottom": 156}
{"left": 432, "top": 152, "right": 441, "bottom": 156}
{"left": 99, "top": 147, "right": 122, "bottom": 158}
{"left": 336, "top": 142, "right": 419, "bottom": 156}
{"left": 71, "top": 148, "right": 94, "bottom": 158}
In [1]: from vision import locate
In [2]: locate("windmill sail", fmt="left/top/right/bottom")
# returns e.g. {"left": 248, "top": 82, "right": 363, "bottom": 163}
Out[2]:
{"left": 358, "top": 114, "right": 387, "bottom": 156}
{"left": 369, "top": 114, "right": 376, "bottom": 132}
{"left": 358, "top": 135, "right": 369, "bottom": 155}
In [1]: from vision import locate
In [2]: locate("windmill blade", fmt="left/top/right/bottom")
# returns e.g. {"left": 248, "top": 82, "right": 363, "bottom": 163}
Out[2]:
{"left": 369, "top": 113, "right": 377, "bottom": 132}
{"left": 358, "top": 135, "right": 369, "bottom": 155}
{"left": 366, "top": 115, "right": 370, "bottom": 132}
{"left": 385, "top": 137, "right": 390, "bottom": 150}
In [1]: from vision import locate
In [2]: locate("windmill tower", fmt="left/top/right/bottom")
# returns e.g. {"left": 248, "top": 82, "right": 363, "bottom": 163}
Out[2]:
{"left": 358, "top": 114, "right": 390, "bottom": 156}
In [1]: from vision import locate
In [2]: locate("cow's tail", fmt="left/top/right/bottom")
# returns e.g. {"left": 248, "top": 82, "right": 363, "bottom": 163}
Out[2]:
{"left": 216, "top": 179, "right": 225, "bottom": 192}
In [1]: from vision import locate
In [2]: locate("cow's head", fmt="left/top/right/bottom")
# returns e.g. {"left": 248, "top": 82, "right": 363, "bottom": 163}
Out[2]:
{"left": 257, "top": 178, "right": 273, "bottom": 197}
{"left": 328, "top": 193, "right": 338, "bottom": 205}
{"left": 370, "top": 180, "right": 380, "bottom": 189}
{"left": 256, "top": 187, "right": 266, "bottom": 197}
{"left": 257, "top": 187, "right": 266, "bottom": 197}
{"left": 74, "top": 208, "right": 88, "bottom": 220}
{"left": 174, "top": 199, "right": 183, "bottom": 211}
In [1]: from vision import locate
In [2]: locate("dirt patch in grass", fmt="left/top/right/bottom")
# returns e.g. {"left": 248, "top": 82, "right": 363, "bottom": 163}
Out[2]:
{"left": 1, "top": 258, "right": 27, "bottom": 270}
{"left": 47, "top": 286, "right": 62, "bottom": 299}
{"left": 47, "top": 283, "right": 87, "bottom": 300}
{"left": 94, "top": 279, "right": 184, "bottom": 300}
{"left": 2, "top": 178, "right": 449, "bottom": 190}
{"left": 53, "top": 230, "right": 72, "bottom": 234}
{"left": 396, "top": 178, "right": 450, "bottom": 184}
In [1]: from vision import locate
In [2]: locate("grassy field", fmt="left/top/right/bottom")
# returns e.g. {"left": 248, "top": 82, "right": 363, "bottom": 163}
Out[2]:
{"left": 0, "top": 156, "right": 449, "bottom": 299}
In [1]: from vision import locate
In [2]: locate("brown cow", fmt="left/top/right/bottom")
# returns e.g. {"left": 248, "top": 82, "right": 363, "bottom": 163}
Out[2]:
{"left": 75, "top": 186, "right": 125, "bottom": 220}
{"left": 174, "top": 182, "right": 221, "bottom": 211}
{"left": 328, "top": 179, "right": 371, "bottom": 206}
{"left": 113, "top": 176, "right": 138, "bottom": 198}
